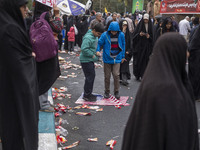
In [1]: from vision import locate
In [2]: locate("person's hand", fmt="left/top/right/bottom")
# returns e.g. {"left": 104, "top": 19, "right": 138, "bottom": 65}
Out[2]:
{"left": 146, "top": 33, "right": 150, "bottom": 39}
{"left": 140, "top": 32, "right": 145, "bottom": 36}
{"left": 121, "top": 58, "right": 126, "bottom": 63}
{"left": 96, "top": 52, "right": 101, "bottom": 56}
{"left": 32, "top": 52, "right": 36, "bottom": 58}
{"left": 187, "top": 51, "right": 190, "bottom": 58}
{"left": 126, "top": 52, "right": 129, "bottom": 54}
{"left": 92, "top": 55, "right": 96, "bottom": 58}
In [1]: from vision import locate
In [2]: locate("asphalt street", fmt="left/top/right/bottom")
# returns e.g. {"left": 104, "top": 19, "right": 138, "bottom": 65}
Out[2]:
{"left": 1, "top": 50, "right": 200, "bottom": 150}
{"left": 54, "top": 51, "right": 140, "bottom": 150}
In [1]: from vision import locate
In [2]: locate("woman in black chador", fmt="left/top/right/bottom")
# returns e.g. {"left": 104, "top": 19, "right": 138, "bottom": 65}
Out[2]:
{"left": 132, "top": 13, "right": 154, "bottom": 80}
{"left": 155, "top": 17, "right": 175, "bottom": 42}
{"left": 189, "top": 25, "right": 200, "bottom": 100}
{"left": 0, "top": 0, "right": 40, "bottom": 149}
{"left": 119, "top": 20, "right": 132, "bottom": 86}
{"left": 122, "top": 33, "right": 199, "bottom": 150}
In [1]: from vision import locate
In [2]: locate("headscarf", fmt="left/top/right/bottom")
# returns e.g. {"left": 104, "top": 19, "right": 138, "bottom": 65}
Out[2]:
{"left": 0, "top": 0, "right": 28, "bottom": 30}
{"left": 161, "top": 17, "right": 175, "bottom": 33}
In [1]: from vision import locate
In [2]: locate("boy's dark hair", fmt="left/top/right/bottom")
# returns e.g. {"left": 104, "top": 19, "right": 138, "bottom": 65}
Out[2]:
{"left": 93, "top": 23, "right": 104, "bottom": 33}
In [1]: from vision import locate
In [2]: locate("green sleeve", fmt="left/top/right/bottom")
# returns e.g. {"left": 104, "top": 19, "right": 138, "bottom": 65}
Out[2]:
{"left": 81, "top": 38, "right": 94, "bottom": 57}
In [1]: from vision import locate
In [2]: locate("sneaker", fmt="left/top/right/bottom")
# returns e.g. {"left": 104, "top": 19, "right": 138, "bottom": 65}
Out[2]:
{"left": 83, "top": 95, "right": 97, "bottom": 102}
{"left": 114, "top": 91, "right": 120, "bottom": 100}
{"left": 104, "top": 92, "right": 110, "bottom": 99}
{"left": 40, "top": 106, "right": 55, "bottom": 112}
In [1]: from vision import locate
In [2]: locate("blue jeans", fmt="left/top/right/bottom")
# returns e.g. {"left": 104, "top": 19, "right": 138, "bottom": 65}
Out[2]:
{"left": 81, "top": 62, "right": 95, "bottom": 97}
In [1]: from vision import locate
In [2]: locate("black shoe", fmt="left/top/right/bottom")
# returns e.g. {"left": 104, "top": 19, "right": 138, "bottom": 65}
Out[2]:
{"left": 104, "top": 92, "right": 110, "bottom": 99}
{"left": 121, "top": 81, "right": 129, "bottom": 86}
{"left": 83, "top": 95, "right": 97, "bottom": 102}
{"left": 90, "top": 94, "right": 97, "bottom": 98}
{"left": 114, "top": 91, "right": 120, "bottom": 99}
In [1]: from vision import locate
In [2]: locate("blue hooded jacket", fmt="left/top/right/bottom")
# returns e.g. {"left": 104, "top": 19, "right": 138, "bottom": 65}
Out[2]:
{"left": 97, "top": 22, "right": 125, "bottom": 64}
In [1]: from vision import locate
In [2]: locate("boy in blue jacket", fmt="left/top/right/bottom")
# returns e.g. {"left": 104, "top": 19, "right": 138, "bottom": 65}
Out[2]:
{"left": 96, "top": 22, "right": 126, "bottom": 99}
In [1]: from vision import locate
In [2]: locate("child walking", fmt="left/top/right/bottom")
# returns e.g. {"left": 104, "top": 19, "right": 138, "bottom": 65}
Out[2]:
{"left": 67, "top": 26, "right": 75, "bottom": 53}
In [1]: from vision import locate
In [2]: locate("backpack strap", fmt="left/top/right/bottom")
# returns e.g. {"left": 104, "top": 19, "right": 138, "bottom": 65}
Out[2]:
{"left": 40, "top": 12, "right": 48, "bottom": 19}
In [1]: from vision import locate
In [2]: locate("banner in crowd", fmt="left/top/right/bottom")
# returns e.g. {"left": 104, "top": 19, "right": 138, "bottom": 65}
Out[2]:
{"left": 160, "top": 0, "right": 200, "bottom": 14}
{"left": 132, "top": 0, "right": 144, "bottom": 13}
{"left": 36, "top": 0, "right": 57, "bottom": 7}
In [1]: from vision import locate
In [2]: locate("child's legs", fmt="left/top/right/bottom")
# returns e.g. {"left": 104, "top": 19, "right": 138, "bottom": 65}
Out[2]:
{"left": 104, "top": 63, "right": 112, "bottom": 93}
{"left": 68, "top": 42, "right": 72, "bottom": 52}
{"left": 81, "top": 62, "right": 95, "bottom": 97}
{"left": 71, "top": 42, "right": 74, "bottom": 51}
{"left": 112, "top": 63, "right": 120, "bottom": 93}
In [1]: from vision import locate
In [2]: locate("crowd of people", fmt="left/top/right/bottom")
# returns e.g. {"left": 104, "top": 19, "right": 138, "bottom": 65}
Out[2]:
{"left": 0, "top": 0, "right": 200, "bottom": 149}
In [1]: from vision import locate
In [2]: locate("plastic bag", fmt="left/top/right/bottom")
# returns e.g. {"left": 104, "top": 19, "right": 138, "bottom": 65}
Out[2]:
{"left": 73, "top": 25, "right": 78, "bottom": 35}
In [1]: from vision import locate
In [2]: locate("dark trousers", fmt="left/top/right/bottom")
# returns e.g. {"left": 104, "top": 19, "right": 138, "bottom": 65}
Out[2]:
{"left": 68, "top": 41, "right": 74, "bottom": 52}
{"left": 81, "top": 62, "right": 95, "bottom": 97}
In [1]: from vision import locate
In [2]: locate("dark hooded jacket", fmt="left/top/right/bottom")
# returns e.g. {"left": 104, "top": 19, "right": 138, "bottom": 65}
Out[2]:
{"left": 122, "top": 33, "right": 199, "bottom": 150}
{"left": 132, "top": 18, "right": 154, "bottom": 79}
{"left": 188, "top": 25, "right": 200, "bottom": 100}
{"left": 0, "top": 0, "right": 39, "bottom": 149}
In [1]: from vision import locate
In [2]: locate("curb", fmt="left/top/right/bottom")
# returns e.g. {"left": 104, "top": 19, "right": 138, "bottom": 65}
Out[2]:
{"left": 38, "top": 89, "right": 57, "bottom": 150}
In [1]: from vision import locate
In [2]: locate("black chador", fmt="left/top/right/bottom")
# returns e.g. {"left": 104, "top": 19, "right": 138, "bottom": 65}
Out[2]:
{"left": 119, "top": 20, "right": 132, "bottom": 85}
{"left": 0, "top": 0, "right": 39, "bottom": 149}
{"left": 189, "top": 25, "right": 200, "bottom": 100}
{"left": 132, "top": 18, "right": 154, "bottom": 80}
{"left": 122, "top": 33, "right": 199, "bottom": 150}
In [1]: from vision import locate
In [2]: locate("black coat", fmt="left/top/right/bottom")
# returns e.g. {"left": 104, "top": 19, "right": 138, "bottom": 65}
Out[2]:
{"left": 37, "top": 54, "right": 61, "bottom": 95}
{"left": 76, "top": 16, "right": 88, "bottom": 47}
{"left": 64, "top": 16, "right": 74, "bottom": 50}
{"left": 132, "top": 18, "right": 154, "bottom": 79}
{"left": 0, "top": 1, "right": 39, "bottom": 149}
{"left": 189, "top": 25, "right": 200, "bottom": 100}
{"left": 122, "top": 33, "right": 199, "bottom": 150}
